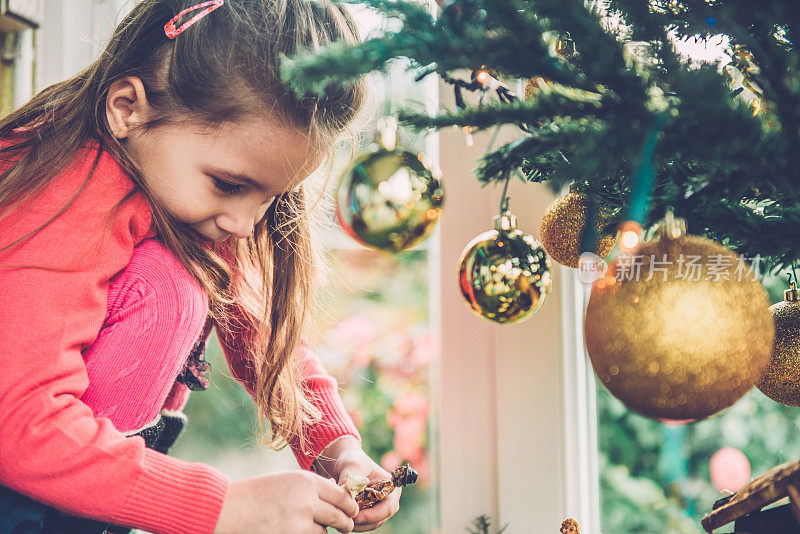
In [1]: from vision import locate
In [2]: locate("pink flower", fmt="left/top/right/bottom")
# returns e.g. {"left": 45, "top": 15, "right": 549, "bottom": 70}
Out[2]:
{"left": 327, "top": 314, "right": 381, "bottom": 371}
{"left": 411, "top": 452, "right": 431, "bottom": 486}
{"left": 392, "top": 390, "right": 429, "bottom": 418}
{"left": 387, "top": 390, "right": 430, "bottom": 464}
{"left": 381, "top": 450, "right": 402, "bottom": 472}
{"left": 393, "top": 421, "right": 426, "bottom": 460}
{"left": 329, "top": 314, "right": 379, "bottom": 349}
{"left": 407, "top": 331, "right": 438, "bottom": 369}
{"left": 348, "top": 409, "right": 364, "bottom": 429}
{"left": 350, "top": 346, "right": 372, "bottom": 369}
{"left": 387, "top": 392, "right": 429, "bottom": 436}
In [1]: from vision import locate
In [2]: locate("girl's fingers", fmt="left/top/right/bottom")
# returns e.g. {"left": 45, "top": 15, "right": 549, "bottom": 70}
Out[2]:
{"left": 317, "top": 477, "right": 359, "bottom": 518}
{"left": 353, "top": 488, "right": 401, "bottom": 525}
{"left": 314, "top": 500, "right": 355, "bottom": 533}
{"left": 353, "top": 519, "right": 388, "bottom": 532}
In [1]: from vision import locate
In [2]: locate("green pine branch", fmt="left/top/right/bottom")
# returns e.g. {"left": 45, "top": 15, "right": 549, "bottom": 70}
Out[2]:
{"left": 281, "top": 0, "right": 800, "bottom": 271}
{"left": 399, "top": 84, "right": 604, "bottom": 131}
{"left": 466, "top": 515, "right": 509, "bottom": 534}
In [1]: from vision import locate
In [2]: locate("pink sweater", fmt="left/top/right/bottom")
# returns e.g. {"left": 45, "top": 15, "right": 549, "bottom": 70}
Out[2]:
{"left": 0, "top": 140, "right": 360, "bottom": 533}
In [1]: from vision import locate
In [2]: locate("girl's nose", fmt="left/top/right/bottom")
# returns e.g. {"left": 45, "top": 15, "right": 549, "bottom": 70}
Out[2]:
{"left": 216, "top": 198, "right": 275, "bottom": 239}
{"left": 215, "top": 211, "right": 256, "bottom": 239}
{"left": 255, "top": 202, "right": 270, "bottom": 225}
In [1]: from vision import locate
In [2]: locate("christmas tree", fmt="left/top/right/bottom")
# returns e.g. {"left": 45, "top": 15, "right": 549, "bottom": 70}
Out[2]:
{"left": 281, "top": 1, "right": 800, "bottom": 531}
{"left": 281, "top": 0, "right": 799, "bottom": 272}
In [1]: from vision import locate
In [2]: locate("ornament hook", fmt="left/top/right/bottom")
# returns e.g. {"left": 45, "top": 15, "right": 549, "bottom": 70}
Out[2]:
{"left": 376, "top": 116, "right": 398, "bottom": 151}
{"left": 786, "top": 277, "right": 799, "bottom": 302}
{"left": 787, "top": 265, "right": 799, "bottom": 302}
{"left": 655, "top": 207, "right": 687, "bottom": 240}
{"left": 499, "top": 172, "right": 511, "bottom": 215}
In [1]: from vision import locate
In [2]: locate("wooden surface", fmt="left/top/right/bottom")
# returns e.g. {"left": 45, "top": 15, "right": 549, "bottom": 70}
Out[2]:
{"left": 702, "top": 459, "right": 800, "bottom": 532}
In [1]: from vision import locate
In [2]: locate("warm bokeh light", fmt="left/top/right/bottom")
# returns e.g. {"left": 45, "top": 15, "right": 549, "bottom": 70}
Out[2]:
{"left": 710, "top": 448, "right": 751, "bottom": 493}
{"left": 621, "top": 231, "right": 639, "bottom": 250}
{"left": 476, "top": 69, "right": 490, "bottom": 84}
{"left": 618, "top": 220, "right": 643, "bottom": 253}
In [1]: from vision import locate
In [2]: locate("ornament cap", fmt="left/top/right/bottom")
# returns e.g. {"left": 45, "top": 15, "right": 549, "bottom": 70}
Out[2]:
{"left": 786, "top": 281, "right": 799, "bottom": 302}
{"left": 654, "top": 208, "right": 687, "bottom": 241}
{"left": 376, "top": 116, "right": 398, "bottom": 151}
{"left": 555, "top": 33, "right": 576, "bottom": 59}
{"left": 493, "top": 211, "right": 518, "bottom": 232}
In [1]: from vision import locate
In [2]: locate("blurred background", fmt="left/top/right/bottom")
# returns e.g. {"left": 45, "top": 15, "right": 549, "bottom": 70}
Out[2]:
{"left": 3, "top": 2, "right": 798, "bottom": 532}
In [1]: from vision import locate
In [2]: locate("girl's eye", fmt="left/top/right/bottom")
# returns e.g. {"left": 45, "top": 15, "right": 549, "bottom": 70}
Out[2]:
{"left": 211, "top": 176, "right": 244, "bottom": 195}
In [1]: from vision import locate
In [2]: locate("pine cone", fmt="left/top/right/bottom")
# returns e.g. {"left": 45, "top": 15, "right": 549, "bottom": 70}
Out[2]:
{"left": 354, "top": 465, "right": 418, "bottom": 510}
{"left": 560, "top": 518, "right": 580, "bottom": 534}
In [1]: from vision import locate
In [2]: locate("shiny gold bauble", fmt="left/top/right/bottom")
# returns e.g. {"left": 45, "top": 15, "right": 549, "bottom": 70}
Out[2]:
{"left": 335, "top": 146, "right": 444, "bottom": 253}
{"left": 757, "top": 284, "right": 800, "bottom": 406}
{"left": 458, "top": 212, "right": 552, "bottom": 324}
{"left": 540, "top": 191, "right": 618, "bottom": 268}
{"left": 584, "top": 218, "right": 774, "bottom": 420}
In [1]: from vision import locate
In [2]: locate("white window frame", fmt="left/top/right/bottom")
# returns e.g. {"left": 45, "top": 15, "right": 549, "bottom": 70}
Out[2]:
{"left": 434, "top": 92, "right": 601, "bottom": 531}
{"left": 35, "top": 3, "right": 604, "bottom": 532}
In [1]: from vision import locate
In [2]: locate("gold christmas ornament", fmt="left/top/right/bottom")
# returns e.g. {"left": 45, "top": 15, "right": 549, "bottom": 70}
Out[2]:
{"left": 525, "top": 76, "right": 551, "bottom": 101}
{"left": 525, "top": 34, "right": 575, "bottom": 101}
{"left": 554, "top": 34, "right": 576, "bottom": 59}
{"left": 757, "top": 281, "right": 800, "bottom": 406}
{"left": 458, "top": 211, "right": 552, "bottom": 324}
{"left": 335, "top": 117, "right": 444, "bottom": 253}
{"left": 540, "top": 190, "right": 618, "bottom": 268}
{"left": 722, "top": 44, "right": 770, "bottom": 118}
{"left": 730, "top": 44, "right": 760, "bottom": 77}
{"left": 584, "top": 211, "right": 774, "bottom": 420}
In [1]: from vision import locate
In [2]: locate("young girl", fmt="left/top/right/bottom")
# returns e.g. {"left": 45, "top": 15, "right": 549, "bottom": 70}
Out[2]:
{"left": 0, "top": 1, "right": 402, "bottom": 533}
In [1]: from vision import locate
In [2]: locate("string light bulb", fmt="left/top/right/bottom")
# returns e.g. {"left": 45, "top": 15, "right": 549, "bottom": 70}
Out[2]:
{"left": 475, "top": 68, "right": 490, "bottom": 85}
{"left": 618, "top": 220, "right": 643, "bottom": 254}
{"left": 461, "top": 125, "right": 474, "bottom": 146}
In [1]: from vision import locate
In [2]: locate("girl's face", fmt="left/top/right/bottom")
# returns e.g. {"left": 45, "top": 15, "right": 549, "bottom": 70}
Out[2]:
{"left": 126, "top": 117, "right": 322, "bottom": 242}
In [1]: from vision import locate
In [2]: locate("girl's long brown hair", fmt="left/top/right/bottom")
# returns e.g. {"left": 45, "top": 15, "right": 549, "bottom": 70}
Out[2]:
{"left": 0, "top": 0, "right": 367, "bottom": 454}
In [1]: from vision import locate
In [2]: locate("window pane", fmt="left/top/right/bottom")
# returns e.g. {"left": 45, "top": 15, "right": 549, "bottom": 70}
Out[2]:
{"left": 317, "top": 247, "right": 439, "bottom": 533}
{"left": 173, "top": 247, "right": 440, "bottom": 533}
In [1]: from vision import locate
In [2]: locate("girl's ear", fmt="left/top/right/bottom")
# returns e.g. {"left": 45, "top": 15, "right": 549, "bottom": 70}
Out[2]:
{"left": 105, "top": 76, "right": 151, "bottom": 139}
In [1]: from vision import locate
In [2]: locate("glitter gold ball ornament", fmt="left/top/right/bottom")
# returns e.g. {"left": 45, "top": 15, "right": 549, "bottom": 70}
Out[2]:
{"left": 458, "top": 211, "right": 552, "bottom": 324}
{"left": 335, "top": 117, "right": 444, "bottom": 253}
{"left": 584, "top": 211, "right": 774, "bottom": 420}
{"left": 756, "top": 281, "right": 800, "bottom": 406}
{"left": 525, "top": 76, "right": 551, "bottom": 101}
{"left": 525, "top": 34, "right": 574, "bottom": 101}
{"left": 540, "top": 190, "right": 618, "bottom": 268}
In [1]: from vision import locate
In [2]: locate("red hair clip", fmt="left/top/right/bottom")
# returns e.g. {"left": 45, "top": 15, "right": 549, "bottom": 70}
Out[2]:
{"left": 165, "top": 0, "right": 225, "bottom": 40}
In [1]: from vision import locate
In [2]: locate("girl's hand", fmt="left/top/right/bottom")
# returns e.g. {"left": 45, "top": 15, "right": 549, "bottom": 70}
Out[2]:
{"left": 314, "top": 436, "right": 402, "bottom": 532}
{"left": 213, "top": 471, "right": 359, "bottom": 534}
{"left": 339, "top": 458, "right": 401, "bottom": 532}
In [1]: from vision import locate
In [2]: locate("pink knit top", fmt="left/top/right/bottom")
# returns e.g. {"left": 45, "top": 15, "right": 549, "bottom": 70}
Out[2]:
{"left": 0, "top": 140, "right": 361, "bottom": 533}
